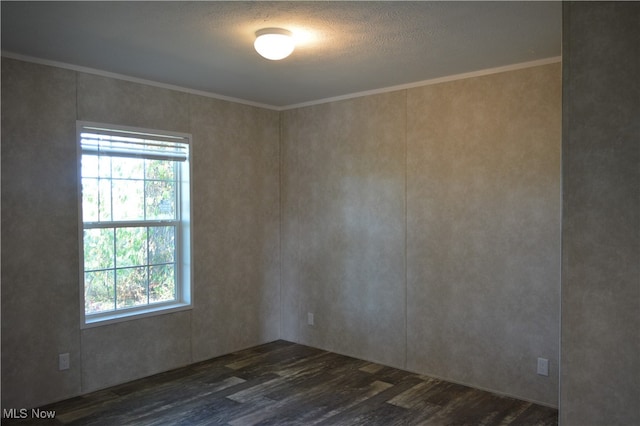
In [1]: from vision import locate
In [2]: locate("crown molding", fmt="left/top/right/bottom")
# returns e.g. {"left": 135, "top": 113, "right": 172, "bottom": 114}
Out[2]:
{"left": 280, "top": 56, "right": 562, "bottom": 111}
{"left": 1, "top": 51, "right": 279, "bottom": 111}
{"left": 2, "top": 51, "right": 561, "bottom": 112}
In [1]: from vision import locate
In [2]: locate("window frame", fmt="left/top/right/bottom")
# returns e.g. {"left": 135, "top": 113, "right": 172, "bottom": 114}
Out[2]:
{"left": 77, "top": 121, "right": 193, "bottom": 328}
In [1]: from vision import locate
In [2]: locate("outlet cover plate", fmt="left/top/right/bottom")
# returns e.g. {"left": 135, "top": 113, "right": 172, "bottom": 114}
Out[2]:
{"left": 537, "top": 357, "right": 549, "bottom": 376}
{"left": 59, "top": 353, "right": 70, "bottom": 371}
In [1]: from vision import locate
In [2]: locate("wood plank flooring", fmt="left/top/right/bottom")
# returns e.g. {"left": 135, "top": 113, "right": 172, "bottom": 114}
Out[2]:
{"left": 4, "top": 340, "right": 558, "bottom": 425}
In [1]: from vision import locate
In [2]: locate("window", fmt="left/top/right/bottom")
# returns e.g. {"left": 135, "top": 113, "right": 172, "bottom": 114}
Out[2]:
{"left": 78, "top": 122, "right": 191, "bottom": 327}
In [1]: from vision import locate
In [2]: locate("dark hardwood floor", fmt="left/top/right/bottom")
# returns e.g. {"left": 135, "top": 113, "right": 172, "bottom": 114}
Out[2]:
{"left": 4, "top": 340, "right": 558, "bottom": 425}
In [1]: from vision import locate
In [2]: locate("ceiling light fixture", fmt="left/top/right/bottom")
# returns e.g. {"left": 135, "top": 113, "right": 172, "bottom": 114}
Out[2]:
{"left": 254, "top": 28, "right": 295, "bottom": 60}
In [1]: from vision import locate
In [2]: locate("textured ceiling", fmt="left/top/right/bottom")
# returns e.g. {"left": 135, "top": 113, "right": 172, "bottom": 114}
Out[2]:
{"left": 1, "top": 1, "right": 561, "bottom": 108}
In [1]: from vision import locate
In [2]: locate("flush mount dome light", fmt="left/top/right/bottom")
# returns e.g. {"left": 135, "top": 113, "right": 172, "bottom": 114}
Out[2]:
{"left": 254, "top": 28, "right": 295, "bottom": 60}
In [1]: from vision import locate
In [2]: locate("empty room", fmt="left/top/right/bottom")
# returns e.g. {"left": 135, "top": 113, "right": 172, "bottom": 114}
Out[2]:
{"left": 1, "top": 2, "right": 637, "bottom": 425}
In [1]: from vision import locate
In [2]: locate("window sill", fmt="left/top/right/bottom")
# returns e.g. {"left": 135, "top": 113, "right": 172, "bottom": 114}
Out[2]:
{"left": 82, "top": 302, "right": 192, "bottom": 329}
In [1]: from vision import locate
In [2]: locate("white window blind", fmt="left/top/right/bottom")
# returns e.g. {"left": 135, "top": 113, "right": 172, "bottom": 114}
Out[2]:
{"left": 80, "top": 124, "right": 189, "bottom": 162}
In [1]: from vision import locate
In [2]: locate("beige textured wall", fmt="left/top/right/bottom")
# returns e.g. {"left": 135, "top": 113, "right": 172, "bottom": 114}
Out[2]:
{"left": 1, "top": 58, "right": 280, "bottom": 407}
{"left": 189, "top": 95, "right": 281, "bottom": 362}
{"left": 407, "top": 64, "right": 561, "bottom": 406}
{"left": 1, "top": 58, "right": 81, "bottom": 409}
{"left": 281, "top": 63, "right": 561, "bottom": 405}
{"left": 281, "top": 93, "right": 407, "bottom": 368}
{"left": 561, "top": 3, "right": 640, "bottom": 425}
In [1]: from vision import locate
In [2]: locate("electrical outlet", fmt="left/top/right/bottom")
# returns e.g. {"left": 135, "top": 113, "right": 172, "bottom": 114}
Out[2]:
{"left": 537, "top": 357, "right": 549, "bottom": 376}
{"left": 59, "top": 353, "right": 70, "bottom": 371}
{"left": 307, "top": 312, "right": 314, "bottom": 326}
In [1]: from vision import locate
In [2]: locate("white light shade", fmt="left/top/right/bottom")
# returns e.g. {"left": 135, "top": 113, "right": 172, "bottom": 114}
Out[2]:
{"left": 254, "top": 28, "right": 295, "bottom": 60}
